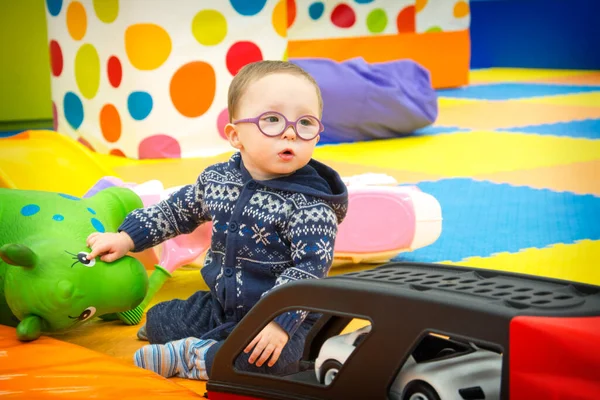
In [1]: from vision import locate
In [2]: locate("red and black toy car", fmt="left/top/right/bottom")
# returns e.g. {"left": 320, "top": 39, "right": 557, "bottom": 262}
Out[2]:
{"left": 205, "top": 262, "right": 600, "bottom": 400}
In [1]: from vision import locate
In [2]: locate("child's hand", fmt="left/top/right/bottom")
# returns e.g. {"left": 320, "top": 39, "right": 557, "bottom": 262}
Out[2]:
{"left": 244, "top": 321, "right": 289, "bottom": 367}
{"left": 86, "top": 231, "right": 134, "bottom": 262}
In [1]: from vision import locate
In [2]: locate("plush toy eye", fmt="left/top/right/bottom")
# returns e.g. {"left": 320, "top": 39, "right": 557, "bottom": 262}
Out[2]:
{"left": 78, "top": 306, "right": 96, "bottom": 321}
{"left": 77, "top": 252, "right": 96, "bottom": 267}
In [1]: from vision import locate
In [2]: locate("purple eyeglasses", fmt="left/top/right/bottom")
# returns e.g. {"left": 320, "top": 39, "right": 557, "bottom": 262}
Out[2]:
{"left": 232, "top": 111, "right": 324, "bottom": 141}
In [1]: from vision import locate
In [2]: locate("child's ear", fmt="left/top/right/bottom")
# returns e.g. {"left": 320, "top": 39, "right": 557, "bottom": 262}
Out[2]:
{"left": 225, "top": 123, "right": 242, "bottom": 150}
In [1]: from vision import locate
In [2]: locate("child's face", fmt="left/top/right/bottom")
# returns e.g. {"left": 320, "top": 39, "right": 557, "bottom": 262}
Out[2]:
{"left": 225, "top": 72, "right": 321, "bottom": 181}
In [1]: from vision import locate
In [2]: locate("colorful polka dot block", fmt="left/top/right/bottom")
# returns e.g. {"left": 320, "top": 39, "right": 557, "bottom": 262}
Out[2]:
{"left": 45, "top": 0, "right": 287, "bottom": 159}
{"left": 286, "top": 0, "right": 471, "bottom": 89}
{"left": 287, "top": 0, "right": 470, "bottom": 39}
{"left": 46, "top": 0, "right": 471, "bottom": 159}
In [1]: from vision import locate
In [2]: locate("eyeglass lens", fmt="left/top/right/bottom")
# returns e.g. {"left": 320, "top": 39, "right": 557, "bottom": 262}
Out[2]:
{"left": 258, "top": 112, "right": 319, "bottom": 139}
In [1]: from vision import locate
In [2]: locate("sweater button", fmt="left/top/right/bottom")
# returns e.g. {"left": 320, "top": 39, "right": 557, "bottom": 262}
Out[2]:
{"left": 224, "top": 267, "right": 233, "bottom": 277}
{"left": 229, "top": 221, "right": 238, "bottom": 232}
{"left": 226, "top": 309, "right": 234, "bottom": 317}
{"left": 247, "top": 181, "right": 257, "bottom": 190}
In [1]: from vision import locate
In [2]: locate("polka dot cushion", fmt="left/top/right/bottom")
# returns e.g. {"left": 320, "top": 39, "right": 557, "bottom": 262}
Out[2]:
{"left": 46, "top": 0, "right": 470, "bottom": 160}
{"left": 46, "top": 0, "right": 287, "bottom": 159}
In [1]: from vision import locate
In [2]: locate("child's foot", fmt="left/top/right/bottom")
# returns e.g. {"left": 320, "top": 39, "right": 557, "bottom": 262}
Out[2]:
{"left": 133, "top": 337, "right": 217, "bottom": 380}
{"left": 137, "top": 324, "right": 148, "bottom": 341}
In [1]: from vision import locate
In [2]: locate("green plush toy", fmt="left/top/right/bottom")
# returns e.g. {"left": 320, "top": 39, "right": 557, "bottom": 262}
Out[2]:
{"left": 0, "top": 187, "right": 148, "bottom": 341}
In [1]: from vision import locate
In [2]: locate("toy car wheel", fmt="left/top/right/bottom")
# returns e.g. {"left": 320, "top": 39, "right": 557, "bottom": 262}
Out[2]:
{"left": 320, "top": 359, "right": 343, "bottom": 385}
{"left": 402, "top": 381, "right": 440, "bottom": 400}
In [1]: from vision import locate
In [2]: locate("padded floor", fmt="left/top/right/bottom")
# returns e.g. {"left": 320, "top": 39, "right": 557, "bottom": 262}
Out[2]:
{"left": 2, "top": 67, "right": 599, "bottom": 397}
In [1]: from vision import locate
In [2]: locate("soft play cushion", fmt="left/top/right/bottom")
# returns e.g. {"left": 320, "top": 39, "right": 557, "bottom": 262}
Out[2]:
{"left": 0, "top": 325, "right": 202, "bottom": 399}
{"left": 292, "top": 57, "right": 438, "bottom": 144}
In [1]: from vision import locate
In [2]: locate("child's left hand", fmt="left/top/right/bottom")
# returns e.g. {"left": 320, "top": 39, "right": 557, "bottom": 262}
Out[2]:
{"left": 244, "top": 321, "right": 289, "bottom": 367}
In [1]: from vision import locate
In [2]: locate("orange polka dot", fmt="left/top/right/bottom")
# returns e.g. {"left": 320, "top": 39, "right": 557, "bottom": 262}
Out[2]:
{"left": 272, "top": 0, "right": 287, "bottom": 37}
{"left": 100, "top": 104, "right": 121, "bottom": 142}
{"left": 454, "top": 1, "right": 470, "bottom": 18}
{"left": 415, "top": 0, "right": 428, "bottom": 13}
{"left": 67, "top": 1, "right": 87, "bottom": 41}
{"left": 109, "top": 148, "right": 126, "bottom": 157}
{"left": 169, "top": 62, "right": 216, "bottom": 118}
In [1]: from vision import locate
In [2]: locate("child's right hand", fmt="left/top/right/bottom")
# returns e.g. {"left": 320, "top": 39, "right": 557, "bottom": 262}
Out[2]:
{"left": 86, "top": 231, "right": 135, "bottom": 262}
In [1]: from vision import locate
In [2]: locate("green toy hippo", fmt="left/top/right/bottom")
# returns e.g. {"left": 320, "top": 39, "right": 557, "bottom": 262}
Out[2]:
{"left": 0, "top": 187, "right": 148, "bottom": 341}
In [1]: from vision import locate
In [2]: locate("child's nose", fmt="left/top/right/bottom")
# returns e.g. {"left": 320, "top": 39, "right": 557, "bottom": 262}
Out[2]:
{"left": 281, "top": 125, "right": 297, "bottom": 140}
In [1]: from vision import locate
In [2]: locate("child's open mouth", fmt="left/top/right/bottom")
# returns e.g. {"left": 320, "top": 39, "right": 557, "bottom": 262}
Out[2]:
{"left": 278, "top": 149, "right": 294, "bottom": 160}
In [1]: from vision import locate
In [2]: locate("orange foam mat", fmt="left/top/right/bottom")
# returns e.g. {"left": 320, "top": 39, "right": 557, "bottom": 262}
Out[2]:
{"left": 534, "top": 72, "right": 600, "bottom": 86}
{"left": 112, "top": 153, "right": 233, "bottom": 188}
{"left": 476, "top": 159, "right": 600, "bottom": 196}
{"left": 0, "top": 325, "right": 202, "bottom": 399}
{"left": 112, "top": 154, "right": 444, "bottom": 194}
{"left": 436, "top": 101, "right": 600, "bottom": 130}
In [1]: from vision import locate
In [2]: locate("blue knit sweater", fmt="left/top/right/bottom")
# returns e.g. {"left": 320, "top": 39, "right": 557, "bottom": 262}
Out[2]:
{"left": 119, "top": 152, "right": 348, "bottom": 337}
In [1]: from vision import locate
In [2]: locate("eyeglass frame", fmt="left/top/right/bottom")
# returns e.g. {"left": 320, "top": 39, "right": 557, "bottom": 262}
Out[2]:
{"left": 232, "top": 111, "right": 324, "bottom": 141}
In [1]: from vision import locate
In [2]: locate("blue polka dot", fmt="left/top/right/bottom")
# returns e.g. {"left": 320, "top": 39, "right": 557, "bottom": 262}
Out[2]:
{"left": 53, "top": 214, "right": 64, "bottom": 221}
{"left": 63, "top": 92, "right": 84, "bottom": 130}
{"left": 91, "top": 218, "right": 105, "bottom": 233}
{"left": 354, "top": 0, "right": 373, "bottom": 3}
{"left": 46, "top": 0, "right": 62, "bottom": 16}
{"left": 229, "top": 0, "right": 267, "bottom": 16}
{"left": 87, "top": 207, "right": 96, "bottom": 215}
{"left": 309, "top": 2, "right": 325, "bottom": 20}
{"left": 127, "top": 91, "right": 153, "bottom": 121}
{"left": 59, "top": 193, "right": 80, "bottom": 200}
{"left": 21, "top": 204, "right": 40, "bottom": 217}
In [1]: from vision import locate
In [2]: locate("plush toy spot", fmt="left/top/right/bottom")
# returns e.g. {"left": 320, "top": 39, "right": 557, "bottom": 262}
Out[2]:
{"left": 91, "top": 218, "right": 105, "bottom": 232}
{"left": 59, "top": 193, "right": 80, "bottom": 201}
{"left": 53, "top": 214, "right": 65, "bottom": 221}
{"left": 21, "top": 204, "right": 40, "bottom": 217}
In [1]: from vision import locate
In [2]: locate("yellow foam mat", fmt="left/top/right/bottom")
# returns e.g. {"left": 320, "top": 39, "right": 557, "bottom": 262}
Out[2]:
{"left": 314, "top": 131, "right": 600, "bottom": 176}
{"left": 469, "top": 68, "right": 595, "bottom": 84}
{"left": 448, "top": 240, "right": 600, "bottom": 286}
{"left": 437, "top": 97, "right": 481, "bottom": 107}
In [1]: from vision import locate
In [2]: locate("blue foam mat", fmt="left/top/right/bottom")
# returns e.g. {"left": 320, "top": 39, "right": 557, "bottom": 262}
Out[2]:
{"left": 499, "top": 119, "right": 600, "bottom": 139}
{"left": 412, "top": 126, "right": 470, "bottom": 136}
{"left": 394, "top": 178, "right": 600, "bottom": 263}
{"left": 437, "top": 83, "right": 600, "bottom": 100}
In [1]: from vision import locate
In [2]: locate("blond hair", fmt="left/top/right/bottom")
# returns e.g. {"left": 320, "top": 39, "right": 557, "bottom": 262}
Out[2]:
{"left": 227, "top": 60, "right": 323, "bottom": 122}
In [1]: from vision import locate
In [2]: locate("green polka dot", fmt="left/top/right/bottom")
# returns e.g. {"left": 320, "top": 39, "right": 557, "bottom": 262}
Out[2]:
{"left": 366, "top": 8, "right": 387, "bottom": 33}
{"left": 426, "top": 26, "right": 443, "bottom": 33}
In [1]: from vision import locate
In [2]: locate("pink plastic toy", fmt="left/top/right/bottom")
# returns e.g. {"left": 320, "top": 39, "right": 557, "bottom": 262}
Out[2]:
{"left": 85, "top": 178, "right": 212, "bottom": 325}
{"left": 116, "top": 223, "right": 212, "bottom": 325}
{"left": 335, "top": 175, "right": 442, "bottom": 264}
